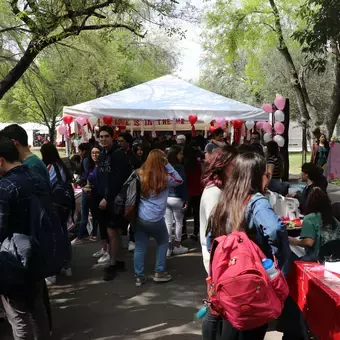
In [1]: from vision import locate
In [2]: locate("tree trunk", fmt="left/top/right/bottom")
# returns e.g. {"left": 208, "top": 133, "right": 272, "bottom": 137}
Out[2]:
{"left": 302, "top": 121, "right": 308, "bottom": 164}
{"left": 0, "top": 41, "right": 39, "bottom": 100}
{"left": 323, "top": 44, "right": 340, "bottom": 139}
{"left": 49, "top": 126, "right": 55, "bottom": 144}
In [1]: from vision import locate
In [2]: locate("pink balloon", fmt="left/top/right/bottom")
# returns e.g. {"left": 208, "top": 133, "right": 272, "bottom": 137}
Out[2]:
{"left": 76, "top": 117, "right": 87, "bottom": 126}
{"left": 216, "top": 117, "right": 226, "bottom": 127}
{"left": 274, "top": 122, "right": 285, "bottom": 135}
{"left": 262, "top": 104, "right": 273, "bottom": 113}
{"left": 274, "top": 96, "right": 286, "bottom": 110}
{"left": 263, "top": 122, "right": 272, "bottom": 133}
{"left": 256, "top": 121, "right": 264, "bottom": 130}
{"left": 58, "top": 125, "right": 67, "bottom": 135}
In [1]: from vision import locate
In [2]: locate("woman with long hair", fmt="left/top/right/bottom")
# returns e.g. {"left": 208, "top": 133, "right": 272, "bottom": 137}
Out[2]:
{"left": 133, "top": 144, "right": 147, "bottom": 164}
{"left": 200, "top": 146, "right": 237, "bottom": 273}
{"left": 203, "top": 152, "right": 291, "bottom": 340}
{"left": 72, "top": 145, "right": 102, "bottom": 245}
{"left": 40, "top": 143, "right": 74, "bottom": 285}
{"left": 165, "top": 145, "right": 188, "bottom": 256}
{"left": 311, "top": 133, "right": 330, "bottom": 168}
{"left": 134, "top": 149, "right": 183, "bottom": 286}
{"left": 289, "top": 187, "right": 340, "bottom": 261}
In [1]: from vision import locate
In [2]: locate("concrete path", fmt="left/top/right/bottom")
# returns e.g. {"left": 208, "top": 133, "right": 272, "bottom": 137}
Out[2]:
{"left": 0, "top": 236, "right": 283, "bottom": 339}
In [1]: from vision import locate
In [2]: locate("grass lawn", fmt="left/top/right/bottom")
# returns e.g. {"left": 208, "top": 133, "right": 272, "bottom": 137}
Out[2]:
{"left": 289, "top": 152, "right": 311, "bottom": 174}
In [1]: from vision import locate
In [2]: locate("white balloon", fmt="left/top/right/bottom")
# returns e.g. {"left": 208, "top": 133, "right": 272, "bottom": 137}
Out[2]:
{"left": 203, "top": 115, "right": 213, "bottom": 125}
{"left": 274, "top": 110, "right": 285, "bottom": 122}
{"left": 274, "top": 135, "right": 285, "bottom": 147}
{"left": 263, "top": 133, "right": 272, "bottom": 143}
{"left": 245, "top": 120, "right": 255, "bottom": 130}
{"left": 88, "top": 116, "right": 98, "bottom": 126}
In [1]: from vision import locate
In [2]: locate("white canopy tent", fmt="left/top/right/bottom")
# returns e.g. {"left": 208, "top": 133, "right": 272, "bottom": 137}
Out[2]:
{"left": 63, "top": 75, "right": 268, "bottom": 122}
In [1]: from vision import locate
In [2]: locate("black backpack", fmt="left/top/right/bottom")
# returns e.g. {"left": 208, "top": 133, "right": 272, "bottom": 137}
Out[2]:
{"left": 29, "top": 192, "right": 71, "bottom": 279}
{"left": 114, "top": 171, "right": 140, "bottom": 221}
{"left": 51, "top": 164, "right": 75, "bottom": 224}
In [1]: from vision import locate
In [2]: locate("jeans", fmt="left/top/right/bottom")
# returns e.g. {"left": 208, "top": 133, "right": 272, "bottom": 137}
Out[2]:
{"left": 202, "top": 310, "right": 268, "bottom": 340}
{"left": 2, "top": 280, "right": 51, "bottom": 340}
{"left": 79, "top": 192, "right": 98, "bottom": 239}
{"left": 134, "top": 217, "right": 169, "bottom": 278}
{"left": 165, "top": 197, "right": 184, "bottom": 242}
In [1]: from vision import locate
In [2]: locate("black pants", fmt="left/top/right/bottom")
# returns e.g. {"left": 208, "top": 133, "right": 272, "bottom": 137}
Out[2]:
{"left": 202, "top": 310, "right": 268, "bottom": 340}
{"left": 182, "top": 195, "right": 201, "bottom": 235}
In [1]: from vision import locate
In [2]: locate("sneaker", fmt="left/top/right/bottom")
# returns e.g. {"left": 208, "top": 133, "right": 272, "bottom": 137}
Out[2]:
{"left": 45, "top": 275, "right": 56, "bottom": 286}
{"left": 153, "top": 272, "right": 172, "bottom": 283}
{"left": 103, "top": 265, "right": 116, "bottom": 281}
{"left": 128, "top": 241, "right": 135, "bottom": 252}
{"left": 135, "top": 276, "right": 146, "bottom": 287}
{"left": 60, "top": 268, "right": 72, "bottom": 277}
{"left": 173, "top": 245, "right": 189, "bottom": 255}
{"left": 116, "top": 261, "right": 126, "bottom": 272}
{"left": 98, "top": 252, "right": 110, "bottom": 264}
{"left": 71, "top": 238, "right": 86, "bottom": 246}
{"left": 181, "top": 233, "right": 188, "bottom": 241}
{"left": 166, "top": 249, "right": 173, "bottom": 257}
{"left": 93, "top": 248, "right": 105, "bottom": 258}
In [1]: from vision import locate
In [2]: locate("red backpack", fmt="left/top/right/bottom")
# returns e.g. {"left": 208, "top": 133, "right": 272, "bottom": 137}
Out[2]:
{"left": 206, "top": 231, "right": 289, "bottom": 330}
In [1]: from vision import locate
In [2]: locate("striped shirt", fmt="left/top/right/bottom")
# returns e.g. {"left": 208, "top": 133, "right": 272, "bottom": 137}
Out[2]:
{"left": 267, "top": 156, "right": 282, "bottom": 179}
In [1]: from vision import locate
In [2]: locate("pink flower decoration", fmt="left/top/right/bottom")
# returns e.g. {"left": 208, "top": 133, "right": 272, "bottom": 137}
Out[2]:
{"left": 329, "top": 173, "right": 335, "bottom": 180}
{"left": 330, "top": 141, "right": 335, "bottom": 148}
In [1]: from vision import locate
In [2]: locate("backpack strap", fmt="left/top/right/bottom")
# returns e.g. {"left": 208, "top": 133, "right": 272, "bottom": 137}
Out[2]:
{"left": 53, "top": 164, "right": 63, "bottom": 183}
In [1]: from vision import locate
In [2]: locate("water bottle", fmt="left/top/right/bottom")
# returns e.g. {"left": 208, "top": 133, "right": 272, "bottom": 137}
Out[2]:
{"left": 196, "top": 306, "right": 208, "bottom": 320}
{"left": 262, "top": 259, "right": 279, "bottom": 280}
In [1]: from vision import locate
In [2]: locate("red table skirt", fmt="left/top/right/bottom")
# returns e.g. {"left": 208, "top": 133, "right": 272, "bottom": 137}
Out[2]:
{"left": 288, "top": 262, "right": 340, "bottom": 340}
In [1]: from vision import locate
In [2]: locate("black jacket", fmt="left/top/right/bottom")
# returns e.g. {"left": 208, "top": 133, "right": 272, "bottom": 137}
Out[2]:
{"left": 97, "top": 144, "right": 132, "bottom": 203}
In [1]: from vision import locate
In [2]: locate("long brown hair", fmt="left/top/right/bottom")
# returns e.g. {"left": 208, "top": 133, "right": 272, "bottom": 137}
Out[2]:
{"left": 137, "top": 149, "right": 168, "bottom": 198}
{"left": 210, "top": 153, "right": 266, "bottom": 239}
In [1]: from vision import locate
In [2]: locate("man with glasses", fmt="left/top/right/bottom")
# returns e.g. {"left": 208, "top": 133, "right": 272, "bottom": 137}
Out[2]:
{"left": 250, "top": 131, "right": 265, "bottom": 157}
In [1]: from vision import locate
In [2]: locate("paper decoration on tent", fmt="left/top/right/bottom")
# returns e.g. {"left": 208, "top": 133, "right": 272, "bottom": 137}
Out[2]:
{"left": 256, "top": 121, "right": 263, "bottom": 130}
{"left": 141, "top": 120, "right": 145, "bottom": 136}
{"left": 130, "top": 120, "right": 134, "bottom": 134}
{"left": 209, "top": 126, "right": 218, "bottom": 134}
{"left": 58, "top": 125, "right": 67, "bottom": 135}
{"left": 172, "top": 119, "right": 176, "bottom": 135}
{"left": 245, "top": 121, "right": 255, "bottom": 130}
{"left": 189, "top": 115, "right": 198, "bottom": 137}
{"left": 216, "top": 117, "right": 225, "bottom": 127}
{"left": 76, "top": 117, "right": 86, "bottom": 126}
{"left": 152, "top": 121, "right": 157, "bottom": 138}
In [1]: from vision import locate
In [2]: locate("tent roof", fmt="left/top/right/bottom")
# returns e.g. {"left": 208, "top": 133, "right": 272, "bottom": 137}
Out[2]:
{"left": 63, "top": 75, "right": 268, "bottom": 121}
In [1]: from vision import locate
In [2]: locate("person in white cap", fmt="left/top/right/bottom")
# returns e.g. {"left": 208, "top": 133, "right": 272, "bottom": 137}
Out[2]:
{"left": 176, "top": 135, "right": 186, "bottom": 145}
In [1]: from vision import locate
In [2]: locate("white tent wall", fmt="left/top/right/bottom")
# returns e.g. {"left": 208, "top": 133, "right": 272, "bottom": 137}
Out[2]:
{"left": 0, "top": 122, "right": 49, "bottom": 146}
{"left": 63, "top": 75, "right": 268, "bottom": 122}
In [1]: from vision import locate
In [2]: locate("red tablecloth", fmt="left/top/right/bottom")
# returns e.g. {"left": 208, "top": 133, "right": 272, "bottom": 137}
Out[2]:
{"left": 288, "top": 262, "right": 340, "bottom": 340}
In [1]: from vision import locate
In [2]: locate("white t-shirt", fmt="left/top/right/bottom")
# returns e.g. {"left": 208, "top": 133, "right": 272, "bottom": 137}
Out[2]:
{"left": 199, "top": 185, "right": 222, "bottom": 274}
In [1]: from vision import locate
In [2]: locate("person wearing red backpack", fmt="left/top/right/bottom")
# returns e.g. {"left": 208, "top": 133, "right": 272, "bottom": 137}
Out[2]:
{"left": 202, "top": 152, "right": 291, "bottom": 340}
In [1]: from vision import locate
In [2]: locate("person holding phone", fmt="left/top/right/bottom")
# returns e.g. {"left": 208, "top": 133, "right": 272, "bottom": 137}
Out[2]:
{"left": 165, "top": 145, "right": 189, "bottom": 257}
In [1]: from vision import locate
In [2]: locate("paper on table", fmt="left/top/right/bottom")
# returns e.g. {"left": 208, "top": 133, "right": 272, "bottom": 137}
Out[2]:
{"left": 290, "top": 237, "right": 306, "bottom": 258}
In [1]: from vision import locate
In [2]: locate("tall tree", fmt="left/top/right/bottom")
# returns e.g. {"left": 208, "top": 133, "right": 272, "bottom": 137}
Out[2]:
{"left": 202, "top": 0, "right": 340, "bottom": 138}
{"left": 10, "top": 32, "right": 177, "bottom": 141}
{"left": 0, "top": 0, "right": 186, "bottom": 99}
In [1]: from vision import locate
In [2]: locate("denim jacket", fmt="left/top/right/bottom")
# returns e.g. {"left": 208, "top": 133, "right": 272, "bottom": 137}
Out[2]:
{"left": 207, "top": 193, "right": 291, "bottom": 277}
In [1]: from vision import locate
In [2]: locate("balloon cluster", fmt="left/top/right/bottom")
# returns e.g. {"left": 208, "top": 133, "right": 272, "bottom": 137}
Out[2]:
{"left": 260, "top": 95, "right": 287, "bottom": 147}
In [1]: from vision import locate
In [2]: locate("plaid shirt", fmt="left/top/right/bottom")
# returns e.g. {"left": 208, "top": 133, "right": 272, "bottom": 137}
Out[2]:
{"left": 0, "top": 165, "right": 49, "bottom": 243}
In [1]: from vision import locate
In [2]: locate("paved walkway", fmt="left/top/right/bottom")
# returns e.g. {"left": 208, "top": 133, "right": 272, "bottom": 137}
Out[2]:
{"left": 1, "top": 235, "right": 283, "bottom": 340}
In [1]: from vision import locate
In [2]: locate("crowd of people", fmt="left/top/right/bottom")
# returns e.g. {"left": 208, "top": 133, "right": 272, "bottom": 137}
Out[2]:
{"left": 0, "top": 122, "right": 338, "bottom": 340}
